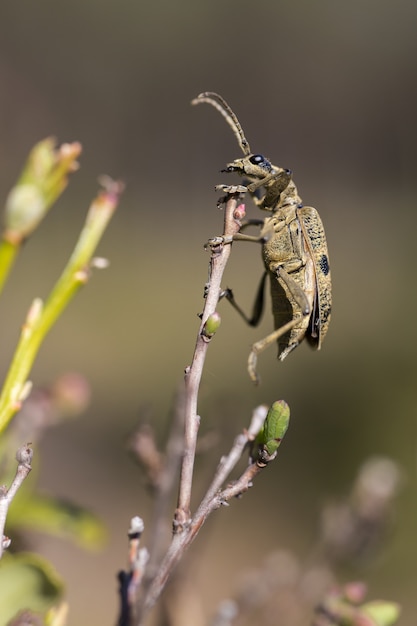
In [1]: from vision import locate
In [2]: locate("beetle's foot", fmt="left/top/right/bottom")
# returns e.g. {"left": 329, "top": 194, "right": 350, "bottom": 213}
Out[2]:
{"left": 248, "top": 350, "right": 261, "bottom": 386}
{"left": 215, "top": 184, "right": 247, "bottom": 194}
{"left": 216, "top": 184, "right": 247, "bottom": 208}
{"left": 204, "top": 235, "right": 233, "bottom": 251}
{"left": 220, "top": 287, "right": 233, "bottom": 301}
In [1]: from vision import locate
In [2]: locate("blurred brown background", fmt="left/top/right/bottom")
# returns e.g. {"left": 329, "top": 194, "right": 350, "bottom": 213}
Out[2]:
{"left": 1, "top": 0, "right": 417, "bottom": 624}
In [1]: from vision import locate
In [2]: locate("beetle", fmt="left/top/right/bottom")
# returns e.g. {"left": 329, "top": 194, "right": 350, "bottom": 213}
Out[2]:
{"left": 192, "top": 92, "right": 332, "bottom": 384}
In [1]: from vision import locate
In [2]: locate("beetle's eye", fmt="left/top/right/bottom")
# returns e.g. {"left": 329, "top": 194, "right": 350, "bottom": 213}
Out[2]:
{"left": 249, "top": 154, "right": 272, "bottom": 170}
{"left": 250, "top": 154, "right": 265, "bottom": 164}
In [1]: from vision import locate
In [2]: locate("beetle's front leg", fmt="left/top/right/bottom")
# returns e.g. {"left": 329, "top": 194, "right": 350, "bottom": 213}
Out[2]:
{"left": 246, "top": 169, "right": 292, "bottom": 194}
{"left": 215, "top": 184, "right": 247, "bottom": 208}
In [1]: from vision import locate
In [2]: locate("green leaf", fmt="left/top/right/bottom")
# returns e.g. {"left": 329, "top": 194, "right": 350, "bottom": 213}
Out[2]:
{"left": 0, "top": 553, "right": 63, "bottom": 625}
{"left": 7, "top": 493, "right": 106, "bottom": 550}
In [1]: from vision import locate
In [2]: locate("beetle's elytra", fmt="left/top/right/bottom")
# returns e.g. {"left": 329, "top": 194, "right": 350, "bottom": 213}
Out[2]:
{"left": 192, "top": 92, "right": 332, "bottom": 384}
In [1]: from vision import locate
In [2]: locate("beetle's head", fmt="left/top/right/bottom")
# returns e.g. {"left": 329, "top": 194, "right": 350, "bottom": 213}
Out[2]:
{"left": 222, "top": 153, "right": 273, "bottom": 179}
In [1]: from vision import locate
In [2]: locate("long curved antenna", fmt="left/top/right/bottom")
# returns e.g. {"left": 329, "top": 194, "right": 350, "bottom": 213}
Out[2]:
{"left": 191, "top": 92, "right": 251, "bottom": 156}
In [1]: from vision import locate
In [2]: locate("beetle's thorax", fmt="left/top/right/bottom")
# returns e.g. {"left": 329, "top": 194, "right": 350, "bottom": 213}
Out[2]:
{"left": 274, "top": 179, "right": 302, "bottom": 212}
{"left": 263, "top": 175, "right": 302, "bottom": 216}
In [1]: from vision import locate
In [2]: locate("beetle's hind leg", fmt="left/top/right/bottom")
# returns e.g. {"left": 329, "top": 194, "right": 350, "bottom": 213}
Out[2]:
{"left": 248, "top": 267, "right": 311, "bottom": 385}
{"left": 248, "top": 315, "right": 305, "bottom": 385}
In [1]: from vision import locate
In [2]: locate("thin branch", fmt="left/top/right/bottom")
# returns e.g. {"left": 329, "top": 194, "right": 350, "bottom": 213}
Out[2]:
{"left": 193, "top": 404, "right": 268, "bottom": 514}
{"left": 175, "top": 190, "right": 245, "bottom": 530}
{"left": 133, "top": 185, "right": 293, "bottom": 622}
{"left": 132, "top": 190, "right": 247, "bottom": 622}
{"left": 135, "top": 191, "right": 289, "bottom": 622}
{"left": 0, "top": 178, "right": 123, "bottom": 434}
{"left": 143, "top": 405, "right": 269, "bottom": 613}
{"left": 146, "top": 389, "right": 187, "bottom": 566}
{"left": 0, "top": 443, "right": 33, "bottom": 558}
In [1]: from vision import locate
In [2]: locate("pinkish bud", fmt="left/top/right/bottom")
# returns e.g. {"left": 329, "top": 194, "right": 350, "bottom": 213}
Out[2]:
{"left": 233, "top": 203, "right": 246, "bottom": 220}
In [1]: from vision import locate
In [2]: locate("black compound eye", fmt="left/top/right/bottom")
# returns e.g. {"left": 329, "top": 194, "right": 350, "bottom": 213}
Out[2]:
{"left": 249, "top": 154, "right": 272, "bottom": 170}
{"left": 250, "top": 154, "right": 266, "bottom": 165}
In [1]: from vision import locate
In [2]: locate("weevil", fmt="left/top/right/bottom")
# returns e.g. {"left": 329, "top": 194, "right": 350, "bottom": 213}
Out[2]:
{"left": 192, "top": 92, "right": 332, "bottom": 384}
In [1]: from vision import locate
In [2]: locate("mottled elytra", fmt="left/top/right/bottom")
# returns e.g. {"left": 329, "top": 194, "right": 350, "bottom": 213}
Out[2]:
{"left": 192, "top": 92, "right": 332, "bottom": 384}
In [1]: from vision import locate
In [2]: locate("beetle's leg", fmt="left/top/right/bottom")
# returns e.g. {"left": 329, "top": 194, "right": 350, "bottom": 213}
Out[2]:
{"left": 247, "top": 267, "right": 310, "bottom": 384}
{"left": 277, "top": 266, "right": 310, "bottom": 314}
{"left": 221, "top": 219, "right": 268, "bottom": 244}
{"left": 246, "top": 169, "right": 288, "bottom": 193}
{"left": 233, "top": 219, "right": 275, "bottom": 244}
{"left": 232, "top": 232, "right": 266, "bottom": 243}
{"left": 239, "top": 218, "right": 265, "bottom": 231}
{"left": 216, "top": 184, "right": 248, "bottom": 208}
{"left": 221, "top": 271, "right": 268, "bottom": 327}
{"left": 205, "top": 219, "right": 271, "bottom": 248}
{"left": 248, "top": 316, "right": 303, "bottom": 384}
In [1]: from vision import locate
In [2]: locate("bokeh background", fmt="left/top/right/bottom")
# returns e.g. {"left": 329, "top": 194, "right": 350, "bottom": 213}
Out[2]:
{"left": 1, "top": 0, "right": 417, "bottom": 623}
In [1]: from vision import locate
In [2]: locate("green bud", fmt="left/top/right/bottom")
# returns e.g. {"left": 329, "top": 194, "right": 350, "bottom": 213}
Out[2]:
{"left": 257, "top": 400, "right": 290, "bottom": 462}
{"left": 4, "top": 184, "right": 45, "bottom": 240}
{"left": 361, "top": 601, "right": 401, "bottom": 626}
{"left": 3, "top": 138, "right": 81, "bottom": 243}
{"left": 202, "top": 312, "right": 221, "bottom": 339}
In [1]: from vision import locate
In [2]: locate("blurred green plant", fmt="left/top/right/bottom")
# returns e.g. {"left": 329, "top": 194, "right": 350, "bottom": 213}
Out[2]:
{"left": 0, "top": 553, "right": 64, "bottom": 625}
{"left": 0, "top": 138, "right": 81, "bottom": 294}
{"left": 0, "top": 139, "right": 123, "bottom": 623}
{"left": 314, "top": 581, "right": 401, "bottom": 626}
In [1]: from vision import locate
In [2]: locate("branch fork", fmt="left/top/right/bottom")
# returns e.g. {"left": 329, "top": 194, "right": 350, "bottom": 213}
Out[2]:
{"left": 130, "top": 191, "right": 290, "bottom": 622}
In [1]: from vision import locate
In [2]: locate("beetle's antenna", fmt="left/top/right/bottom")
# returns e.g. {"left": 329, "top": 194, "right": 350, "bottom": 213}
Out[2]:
{"left": 192, "top": 92, "right": 251, "bottom": 156}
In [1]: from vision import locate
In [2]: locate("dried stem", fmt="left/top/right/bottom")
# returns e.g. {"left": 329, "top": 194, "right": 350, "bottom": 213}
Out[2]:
{"left": 175, "top": 192, "right": 244, "bottom": 529}
{"left": 132, "top": 192, "right": 247, "bottom": 622}
{"left": 117, "top": 517, "right": 149, "bottom": 626}
{"left": 0, "top": 443, "right": 33, "bottom": 558}
{"left": 134, "top": 192, "right": 285, "bottom": 623}
{"left": 140, "top": 389, "right": 188, "bottom": 587}
{"left": 141, "top": 405, "right": 268, "bottom": 613}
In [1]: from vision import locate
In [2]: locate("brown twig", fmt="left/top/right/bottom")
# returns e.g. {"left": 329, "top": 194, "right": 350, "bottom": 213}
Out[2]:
{"left": 126, "top": 391, "right": 187, "bottom": 624}
{"left": 143, "top": 405, "right": 268, "bottom": 613}
{"left": 175, "top": 191, "right": 245, "bottom": 530}
{"left": 0, "top": 443, "right": 33, "bottom": 558}
{"left": 131, "top": 191, "right": 247, "bottom": 622}
{"left": 143, "top": 389, "right": 187, "bottom": 580}
{"left": 134, "top": 192, "right": 284, "bottom": 623}
{"left": 117, "top": 517, "right": 149, "bottom": 626}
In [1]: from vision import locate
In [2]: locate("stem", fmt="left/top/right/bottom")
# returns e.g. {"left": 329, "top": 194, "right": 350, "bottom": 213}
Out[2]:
{"left": 142, "top": 405, "right": 267, "bottom": 613}
{"left": 134, "top": 193, "right": 245, "bottom": 623}
{"left": 0, "top": 182, "right": 122, "bottom": 433}
{"left": 175, "top": 194, "right": 243, "bottom": 529}
{"left": 0, "top": 239, "right": 19, "bottom": 294}
{"left": 0, "top": 444, "right": 33, "bottom": 558}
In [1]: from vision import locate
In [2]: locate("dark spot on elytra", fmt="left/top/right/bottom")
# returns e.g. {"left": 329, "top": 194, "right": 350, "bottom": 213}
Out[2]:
{"left": 319, "top": 254, "right": 330, "bottom": 276}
